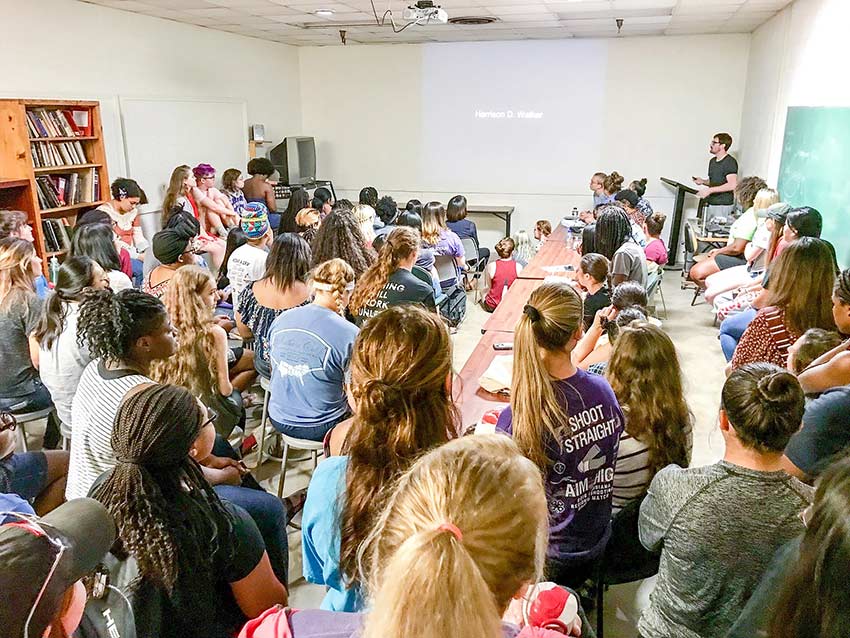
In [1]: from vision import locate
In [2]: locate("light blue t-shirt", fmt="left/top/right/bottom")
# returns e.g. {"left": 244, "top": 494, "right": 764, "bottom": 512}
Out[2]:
{"left": 0, "top": 492, "right": 35, "bottom": 523}
{"left": 302, "top": 455, "right": 364, "bottom": 611}
{"left": 268, "top": 304, "right": 358, "bottom": 428}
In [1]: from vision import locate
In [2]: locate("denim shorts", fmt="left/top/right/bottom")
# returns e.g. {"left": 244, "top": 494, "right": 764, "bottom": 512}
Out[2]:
{"left": 0, "top": 451, "right": 48, "bottom": 501}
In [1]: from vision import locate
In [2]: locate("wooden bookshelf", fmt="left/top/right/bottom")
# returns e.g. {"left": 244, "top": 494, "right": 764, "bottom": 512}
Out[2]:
{"left": 0, "top": 99, "right": 110, "bottom": 274}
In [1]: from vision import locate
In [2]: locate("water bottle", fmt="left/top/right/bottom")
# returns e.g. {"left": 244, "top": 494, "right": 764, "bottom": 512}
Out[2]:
{"left": 566, "top": 226, "right": 574, "bottom": 251}
{"left": 48, "top": 256, "right": 60, "bottom": 284}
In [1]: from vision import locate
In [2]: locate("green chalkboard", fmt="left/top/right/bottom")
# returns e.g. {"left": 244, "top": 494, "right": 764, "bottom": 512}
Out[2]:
{"left": 778, "top": 106, "right": 850, "bottom": 268}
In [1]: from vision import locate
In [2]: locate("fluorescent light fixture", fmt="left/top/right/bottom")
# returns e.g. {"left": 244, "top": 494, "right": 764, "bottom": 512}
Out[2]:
{"left": 315, "top": 9, "right": 335, "bottom": 17}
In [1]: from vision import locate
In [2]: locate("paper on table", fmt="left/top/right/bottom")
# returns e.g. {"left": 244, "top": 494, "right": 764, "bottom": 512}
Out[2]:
{"left": 542, "top": 265, "right": 574, "bottom": 273}
{"left": 479, "top": 354, "right": 513, "bottom": 394}
{"left": 544, "top": 276, "right": 577, "bottom": 285}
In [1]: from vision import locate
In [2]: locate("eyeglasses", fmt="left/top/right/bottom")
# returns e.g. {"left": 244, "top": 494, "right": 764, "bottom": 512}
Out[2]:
{"left": 201, "top": 408, "right": 218, "bottom": 429}
{"left": 0, "top": 512, "right": 67, "bottom": 638}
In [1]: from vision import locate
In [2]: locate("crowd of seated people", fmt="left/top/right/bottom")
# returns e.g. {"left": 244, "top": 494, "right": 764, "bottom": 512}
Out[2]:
{"left": 2, "top": 162, "right": 847, "bottom": 638}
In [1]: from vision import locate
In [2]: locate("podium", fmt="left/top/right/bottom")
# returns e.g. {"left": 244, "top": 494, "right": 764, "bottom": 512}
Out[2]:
{"left": 660, "top": 177, "right": 706, "bottom": 266}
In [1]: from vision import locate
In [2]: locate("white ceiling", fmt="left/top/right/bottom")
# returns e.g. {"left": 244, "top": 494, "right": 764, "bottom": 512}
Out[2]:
{"left": 79, "top": 0, "right": 794, "bottom": 46}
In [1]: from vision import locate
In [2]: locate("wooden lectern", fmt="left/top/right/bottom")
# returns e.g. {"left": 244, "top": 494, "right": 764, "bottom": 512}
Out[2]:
{"left": 660, "top": 177, "right": 706, "bottom": 266}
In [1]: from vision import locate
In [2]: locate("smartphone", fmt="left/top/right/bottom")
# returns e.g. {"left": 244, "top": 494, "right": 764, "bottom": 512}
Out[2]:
{"left": 564, "top": 265, "right": 575, "bottom": 272}
{"left": 493, "top": 342, "right": 513, "bottom": 351}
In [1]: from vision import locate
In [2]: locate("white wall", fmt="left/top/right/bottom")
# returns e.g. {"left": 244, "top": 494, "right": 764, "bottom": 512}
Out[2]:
{"left": 739, "top": 0, "right": 850, "bottom": 182}
{"left": 299, "top": 35, "right": 750, "bottom": 249}
{"left": 0, "top": 0, "right": 301, "bottom": 207}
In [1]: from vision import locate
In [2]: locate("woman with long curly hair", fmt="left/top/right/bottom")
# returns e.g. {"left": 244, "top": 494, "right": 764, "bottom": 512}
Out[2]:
{"left": 606, "top": 321, "right": 693, "bottom": 513}
{"left": 348, "top": 227, "right": 435, "bottom": 326}
{"left": 301, "top": 305, "right": 456, "bottom": 611}
{"left": 92, "top": 383, "right": 287, "bottom": 638}
{"left": 152, "top": 266, "right": 256, "bottom": 434}
{"left": 309, "top": 206, "right": 374, "bottom": 279}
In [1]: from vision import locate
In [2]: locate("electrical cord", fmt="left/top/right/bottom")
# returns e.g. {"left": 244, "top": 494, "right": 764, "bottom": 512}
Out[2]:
{"left": 370, "top": 0, "right": 424, "bottom": 33}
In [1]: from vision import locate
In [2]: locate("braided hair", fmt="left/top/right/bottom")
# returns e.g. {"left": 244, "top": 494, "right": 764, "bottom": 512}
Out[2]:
{"left": 595, "top": 205, "right": 634, "bottom": 261}
{"left": 91, "top": 384, "right": 234, "bottom": 594}
{"left": 34, "top": 256, "right": 99, "bottom": 350}
{"left": 311, "top": 258, "right": 355, "bottom": 315}
{"left": 77, "top": 288, "right": 168, "bottom": 364}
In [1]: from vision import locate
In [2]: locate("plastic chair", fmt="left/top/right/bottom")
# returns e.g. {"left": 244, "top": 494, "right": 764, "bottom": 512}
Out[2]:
{"left": 682, "top": 222, "right": 707, "bottom": 306}
{"left": 411, "top": 265, "right": 447, "bottom": 308}
{"left": 434, "top": 254, "right": 459, "bottom": 287}
{"left": 646, "top": 268, "right": 668, "bottom": 320}
{"left": 12, "top": 407, "right": 54, "bottom": 453}
{"left": 257, "top": 376, "right": 325, "bottom": 498}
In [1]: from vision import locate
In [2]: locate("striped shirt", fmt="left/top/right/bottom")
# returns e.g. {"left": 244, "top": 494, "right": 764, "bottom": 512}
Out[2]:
{"left": 66, "top": 361, "right": 150, "bottom": 500}
{"left": 612, "top": 433, "right": 651, "bottom": 514}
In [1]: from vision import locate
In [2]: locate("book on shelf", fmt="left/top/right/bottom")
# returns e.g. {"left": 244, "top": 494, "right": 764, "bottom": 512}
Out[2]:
{"left": 35, "top": 169, "right": 93, "bottom": 211}
{"left": 40, "top": 219, "right": 71, "bottom": 253}
{"left": 26, "top": 107, "right": 91, "bottom": 138}
{"left": 29, "top": 141, "right": 88, "bottom": 168}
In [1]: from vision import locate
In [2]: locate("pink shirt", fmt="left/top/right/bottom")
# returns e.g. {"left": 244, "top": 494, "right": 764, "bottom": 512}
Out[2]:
{"left": 644, "top": 238, "right": 668, "bottom": 265}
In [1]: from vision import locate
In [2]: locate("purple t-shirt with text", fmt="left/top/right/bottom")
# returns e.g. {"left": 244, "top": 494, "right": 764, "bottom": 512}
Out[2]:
{"left": 496, "top": 369, "right": 624, "bottom": 561}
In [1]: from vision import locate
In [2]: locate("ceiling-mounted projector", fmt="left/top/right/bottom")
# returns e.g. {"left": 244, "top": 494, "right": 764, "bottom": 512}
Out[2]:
{"left": 403, "top": 1, "right": 448, "bottom": 24}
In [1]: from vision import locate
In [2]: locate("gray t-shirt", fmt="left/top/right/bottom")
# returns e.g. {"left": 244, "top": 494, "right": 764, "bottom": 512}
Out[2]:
{"left": 0, "top": 291, "right": 43, "bottom": 398}
{"left": 612, "top": 240, "right": 648, "bottom": 287}
{"left": 638, "top": 461, "right": 812, "bottom": 638}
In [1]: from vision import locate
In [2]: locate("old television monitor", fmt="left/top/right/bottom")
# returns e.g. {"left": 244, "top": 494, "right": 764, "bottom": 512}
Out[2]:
{"left": 269, "top": 136, "right": 316, "bottom": 186}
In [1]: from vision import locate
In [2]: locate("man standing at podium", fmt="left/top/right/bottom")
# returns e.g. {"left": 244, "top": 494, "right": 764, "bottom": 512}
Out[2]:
{"left": 693, "top": 132, "right": 738, "bottom": 225}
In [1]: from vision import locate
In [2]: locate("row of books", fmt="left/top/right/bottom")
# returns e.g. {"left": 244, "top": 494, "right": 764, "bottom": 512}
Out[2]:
{"left": 30, "top": 140, "right": 88, "bottom": 168}
{"left": 41, "top": 219, "right": 71, "bottom": 253}
{"left": 35, "top": 168, "right": 98, "bottom": 210}
{"left": 26, "top": 108, "right": 91, "bottom": 138}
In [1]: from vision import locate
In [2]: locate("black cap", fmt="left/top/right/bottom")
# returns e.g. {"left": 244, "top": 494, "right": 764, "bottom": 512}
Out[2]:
{"left": 614, "top": 190, "right": 639, "bottom": 207}
{"left": 0, "top": 498, "right": 116, "bottom": 637}
{"left": 152, "top": 228, "right": 191, "bottom": 264}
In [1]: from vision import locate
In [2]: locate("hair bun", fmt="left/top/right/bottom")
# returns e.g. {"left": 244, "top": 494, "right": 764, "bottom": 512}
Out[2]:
{"left": 756, "top": 371, "right": 802, "bottom": 407}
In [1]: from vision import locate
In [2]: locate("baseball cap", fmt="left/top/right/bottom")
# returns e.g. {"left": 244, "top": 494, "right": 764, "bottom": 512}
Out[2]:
{"left": 763, "top": 202, "right": 791, "bottom": 222}
{"left": 241, "top": 202, "right": 270, "bottom": 239}
{"left": 0, "top": 498, "right": 116, "bottom": 637}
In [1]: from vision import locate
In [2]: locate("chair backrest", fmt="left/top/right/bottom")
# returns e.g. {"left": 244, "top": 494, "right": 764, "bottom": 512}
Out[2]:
{"left": 684, "top": 222, "right": 698, "bottom": 256}
{"left": 646, "top": 269, "right": 661, "bottom": 299}
{"left": 410, "top": 264, "right": 432, "bottom": 286}
{"left": 461, "top": 237, "right": 479, "bottom": 262}
{"left": 434, "top": 254, "right": 458, "bottom": 283}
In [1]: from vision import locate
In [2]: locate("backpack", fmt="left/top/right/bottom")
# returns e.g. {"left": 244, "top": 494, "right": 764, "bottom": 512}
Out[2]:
{"left": 439, "top": 284, "right": 467, "bottom": 327}
{"left": 77, "top": 553, "right": 145, "bottom": 638}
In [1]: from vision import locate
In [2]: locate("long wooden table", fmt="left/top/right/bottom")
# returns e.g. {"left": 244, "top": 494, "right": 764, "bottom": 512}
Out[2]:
{"left": 454, "top": 331, "right": 514, "bottom": 430}
{"left": 519, "top": 239, "right": 581, "bottom": 280}
{"left": 481, "top": 278, "right": 543, "bottom": 333}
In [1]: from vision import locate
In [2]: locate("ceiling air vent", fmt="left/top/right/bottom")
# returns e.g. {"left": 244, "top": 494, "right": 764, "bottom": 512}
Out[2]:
{"left": 448, "top": 15, "right": 500, "bottom": 25}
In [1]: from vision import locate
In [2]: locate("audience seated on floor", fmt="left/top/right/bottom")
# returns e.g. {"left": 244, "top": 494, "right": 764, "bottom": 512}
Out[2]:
{"left": 71, "top": 221, "right": 133, "bottom": 292}
{"left": 302, "top": 305, "right": 455, "bottom": 611}
{"left": 638, "top": 363, "right": 811, "bottom": 638}
{"left": 267, "top": 259, "right": 358, "bottom": 443}
{"left": 0, "top": 209, "right": 49, "bottom": 298}
{"left": 91, "top": 384, "right": 287, "bottom": 638}
{"left": 482, "top": 237, "right": 520, "bottom": 313}
{"left": 496, "top": 281, "right": 624, "bottom": 589}
{"left": 221, "top": 167, "right": 248, "bottom": 216}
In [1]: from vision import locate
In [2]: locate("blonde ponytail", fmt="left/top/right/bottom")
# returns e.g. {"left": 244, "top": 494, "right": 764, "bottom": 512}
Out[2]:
{"left": 511, "top": 282, "right": 584, "bottom": 469}
{"left": 360, "top": 435, "right": 548, "bottom": 638}
{"left": 349, "top": 226, "right": 419, "bottom": 314}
